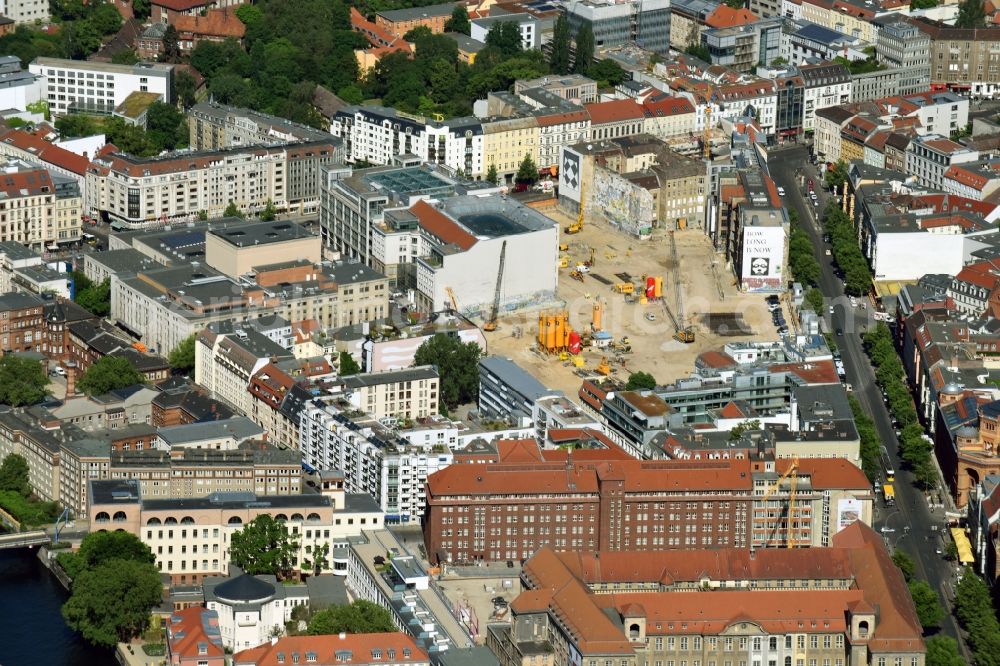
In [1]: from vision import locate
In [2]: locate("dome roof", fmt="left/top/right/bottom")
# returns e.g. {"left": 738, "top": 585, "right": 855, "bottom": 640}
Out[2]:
{"left": 942, "top": 383, "right": 963, "bottom": 395}
{"left": 957, "top": 425, "right": 979, "bottom": 439}
{"left": 214, "top": 574, "right": 275, "bottom": 603}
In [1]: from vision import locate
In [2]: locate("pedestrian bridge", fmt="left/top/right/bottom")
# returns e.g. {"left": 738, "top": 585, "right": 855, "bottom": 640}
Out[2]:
{"left": 0, "top": 531, "right": 49, "bottom": 550}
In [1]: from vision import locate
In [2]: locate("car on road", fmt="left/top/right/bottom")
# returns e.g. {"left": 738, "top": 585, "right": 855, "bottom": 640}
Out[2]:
{"left": 492, "top": 596, "right": 507, "bottom": 606}
{"left": 777, "top": 186, "right": 786, "bottom": 196}
{"left": 53, "top": 366, "right": 66, "bottom": 376}
{"left": 836, "top": 328, "right": 843, "bottom": 336}
{"left": 829, "top": 306, "right": 835, "bottom": 314}
{"left": 777, "top": 326, "right": 789, "bottom": 335}
{"left": 645, "top": 313, "right": 656, "bottom": 321}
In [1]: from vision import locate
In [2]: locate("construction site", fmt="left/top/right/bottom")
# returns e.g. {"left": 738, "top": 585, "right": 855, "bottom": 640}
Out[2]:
{"left": 485, "top": 202, "right": 777, "bottom": 396}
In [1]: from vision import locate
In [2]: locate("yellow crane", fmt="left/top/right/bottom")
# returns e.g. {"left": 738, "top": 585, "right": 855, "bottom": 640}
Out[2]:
{"left": 564, "top": 180, "right": 585, "bottom": 235}
{"left": 703, "top": 104, "right": 713, "bottom": 160}
{"left": 755, "top": 456, "right": 800, "bottom": 549}
{"left": 445, "top": 286, "right": 459, "bottom": 313}
{"left": 483, "top": 240, "right": 507, "bottom": 332}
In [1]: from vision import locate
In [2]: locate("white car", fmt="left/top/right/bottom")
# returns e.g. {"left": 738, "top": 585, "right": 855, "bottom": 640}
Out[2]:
{"left": 576, "top": 264, "right": 590, "bottom": 273}
{"left": 777, "top": 186, "right": 786, "bottom": 196}
{"left": 53, "top": 366, "right": 66, "bottom": 376}
{"left": 645, "top": 313, "right": 656, "bottom": 322}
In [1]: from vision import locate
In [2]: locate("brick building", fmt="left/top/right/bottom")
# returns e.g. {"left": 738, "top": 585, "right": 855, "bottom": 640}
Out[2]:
{"left": 0, "top": 291, "right": 44, "bottom": 353}
{"left": 423, "top": 446, "right": 872, "bottom": 564}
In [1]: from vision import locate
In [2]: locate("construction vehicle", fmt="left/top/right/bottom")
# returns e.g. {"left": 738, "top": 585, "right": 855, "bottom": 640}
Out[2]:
{"left": 613, "top": 282, "right": 634, "bottom": 294}
{"left": 483, "top": 241, "right": 507, "bottom": 332}
{"left": 559, "top": 243, "right": 569, "bottom": 252}
{"left": 558, "top": 256, "right": 569, "bottom": 268}
{"left": 445, "top": 286, "right": 459, "bottom": 313}
{"left": 584, "top": 247, "right": 596, "bottom": 267}
{"left": 595, "top": 357, "right": 611, "bottom": 375}
{"left": 673, "top": 328, "right": 695, "bottom": 343}
{"left": 564, "top": 181, "right": 585, "bottom": 234}
{"left": 755, "top": 457, "right": 800, "bottom": 548}
{"left": 570, "top": 270, "right": 585, "bottom": 282}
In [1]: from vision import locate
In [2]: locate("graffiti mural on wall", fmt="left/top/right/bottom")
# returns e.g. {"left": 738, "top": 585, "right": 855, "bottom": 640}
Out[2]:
{"left": 591, "top": 167, "right": 655, "bottom": 238}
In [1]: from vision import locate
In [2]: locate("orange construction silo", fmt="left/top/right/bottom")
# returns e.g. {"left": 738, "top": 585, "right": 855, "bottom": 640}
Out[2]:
{"left": 654, "top": 277, "right": 663, "bottom": 299}
{"left": 555, "top": 313, "right": 566, "bottom": 351}
{"left": 592, "top": 302, "right": 603, "bottom": 332}
{"left": 537, "top": 313, "right": 546, "bottom": 347}
{"left": 546, "top": 315, "right": 557, "bottom": 351}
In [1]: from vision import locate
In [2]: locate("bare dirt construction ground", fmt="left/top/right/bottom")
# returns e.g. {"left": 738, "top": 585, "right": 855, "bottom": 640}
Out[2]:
{"left": 486, "top": 205, "right": 781, "bottom": 395}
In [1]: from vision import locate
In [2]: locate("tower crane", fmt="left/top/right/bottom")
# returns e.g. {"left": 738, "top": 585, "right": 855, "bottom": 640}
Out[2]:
{"left": 445, "top": 286, "right": 459, "bottom": 313}
{"left": 483, "top": 240, "right": 507, "bottom": 332}
{"left": 753, "top": 456, "right": 800, "bottom": 549}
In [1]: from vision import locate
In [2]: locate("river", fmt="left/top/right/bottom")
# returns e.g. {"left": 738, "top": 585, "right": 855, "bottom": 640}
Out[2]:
{"left": 0, "top": 548, "right": 114, "bottom": 665}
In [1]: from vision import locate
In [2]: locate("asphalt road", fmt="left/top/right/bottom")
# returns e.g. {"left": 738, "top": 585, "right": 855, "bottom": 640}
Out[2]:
{"left": 768, "top": 146, "right": 966, "bottom": 650}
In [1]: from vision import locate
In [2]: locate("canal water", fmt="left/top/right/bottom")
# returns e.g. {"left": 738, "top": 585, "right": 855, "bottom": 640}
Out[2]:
{"left": 0, "top": 548, "right": 114, "bottom": 665}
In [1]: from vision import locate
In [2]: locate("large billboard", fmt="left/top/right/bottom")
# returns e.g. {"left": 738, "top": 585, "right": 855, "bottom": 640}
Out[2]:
{"left": 740, "top": 223, "right": 785, "bottom": 292}
{"left": 837, "top": 498, "right": 863, "bottom": 532}
{"left": 559, "top": 146, "right": 582, "bottom": 203}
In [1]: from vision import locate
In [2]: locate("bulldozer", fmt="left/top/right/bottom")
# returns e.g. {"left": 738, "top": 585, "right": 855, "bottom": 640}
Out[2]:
{"left": 559, "top": 243, "right": 569, "bottom": 252}
{"left": 673, "top": 328, "right": 696, "bottom": 344}
{"left": 570, "top": 270, "right": 585, "bottom": 282}
{"left": 558, "top": 256, "right": 569, "bottom": 268}
{"left": 595, "top": 357, "right": 611, "bottom": 375}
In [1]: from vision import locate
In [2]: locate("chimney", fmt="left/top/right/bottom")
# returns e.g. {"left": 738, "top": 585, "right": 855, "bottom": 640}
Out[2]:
{"left": 64, "top": 359, "right": 77, "bottom": 397}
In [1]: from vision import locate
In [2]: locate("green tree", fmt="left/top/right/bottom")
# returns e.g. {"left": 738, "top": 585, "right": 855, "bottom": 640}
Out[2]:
{"left": 891, "top": 550, "right": 915, "bottom": 581}
{"left": 75, "top": 277, "right": 111, "bottom": 316}
{"left": 515, "top": 153, "right": 539, "bottom": 185}
{"left": 145, "top": 101, "right": 186, "bottom": 152}
{"left": 413, "top": 335, "right": 483, "bottom": 410}
{"left": 587, "top": 59, "right": 627, "bottom": 87}
{"left": 61, "top": 21, "right": 102, "bottom": 59}
{"left": 685, "top": 43, "right": 711, "bottom": 62}
{"left": 0, "top": 453, "right": 30, "bottom": 497}
{"left": 229, "top": 515, "right": 299, "bottom": 577}
{"left": 956, "top": 0, "right": 986, "bottom": 28}
{"left": 132, "top": 0, "right": 150, "bottom": 20}
{"left": 338, "top": 351, "right": 362, "bottom": 376}
{"left": 444, "top": 5, "right": 470, "bottom": 34}
{"left": 728, "top": 419, "right": 762, "bottom": 441}
{"left": 625, "top": 371, "right": 657, "bottom": 390}
{"left": 573, "top": 25, "right": 594, "bottom": 73}
{"left": 224, "top": 201, "right": 245, "bottom": 218}
{"left": 486, "top": 163, "right": 499, "bottom": 185}
{"left": 907, "top": 579, "right": 945, "bottom": 629}
{"left": 485, "top": 21, "right": 523, "bottom": 59}
{"left": 175, "top": 70, "right": 198, "bottom": 109}
{"left": 305, "top": 541, "right": 330, "bottom": 576}
{"left": 59, "top": 530, "right": 154, "bottom": 580}
{"left": 804, "top": 288, "right": 824, "bottom": 313}
{"left": 549, "top": 15, "right": 572, "bottom": 75}
{"left": 89, "top": 3, "right": 123, "bottom": 35}
{"left": 234, "top": 3, "right": 263, "bottom": 27}
{"left": 77, "top": 356, "right": 145, "bottom": 396}
{"left": 161, "top": 24, "right": 181, "bottom": 64}
{"left": 260, "top": 200, "right": 277, "bottom": 221}
{"left": 168, "top": 333, "right": 196, "bottom": 373}
{"left": 62, "top": 558, "right": 162, "bottom": 648}
{"left": 307, "top": 600, "right": 397, "bottom": 635}
{"left": 925, "top": 636, "right": 964, "bottom": 666}
{"left": 0, "top": 356, "right": 49, "bottom": 407}
{"left": 825, "top": 160, "right": 849, "bottom": 191}
{"left": 197, "top": 210, "right": 208, "bottom": 221}
{"left": 111, "top": 49, "right": 139, "bottom": 65}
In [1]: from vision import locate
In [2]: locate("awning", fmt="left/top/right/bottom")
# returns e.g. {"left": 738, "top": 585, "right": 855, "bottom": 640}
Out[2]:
{"left": 951, "top": 527, "right": 975, "bottom": 564}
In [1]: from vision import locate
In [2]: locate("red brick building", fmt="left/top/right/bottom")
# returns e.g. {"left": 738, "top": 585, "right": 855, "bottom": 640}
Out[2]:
{"left": 423, "top": 446, "right": 872, "bottom": 565}
{"left": 0, "top": 292, "right": 44, "bottom": 354}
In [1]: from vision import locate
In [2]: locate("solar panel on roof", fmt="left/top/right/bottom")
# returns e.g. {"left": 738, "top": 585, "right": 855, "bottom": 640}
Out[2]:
{"left": 162, "top": 231, "right": 205, "bottom": 249}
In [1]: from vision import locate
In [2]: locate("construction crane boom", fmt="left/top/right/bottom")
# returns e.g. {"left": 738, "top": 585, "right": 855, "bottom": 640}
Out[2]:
{"left": 754, "top": 456, "right": 799, "bottom": 549}
{"left": 703, "top": 104, "right": 712, "bottom": 160}
{"left": 565, "top": 180, "right": 585, "bottom": 234}
{"left": 445, "top": 286, "right": 459, "bottom": 313}
{"left": 483, "top": 240, "right": 507, "bottom": 332}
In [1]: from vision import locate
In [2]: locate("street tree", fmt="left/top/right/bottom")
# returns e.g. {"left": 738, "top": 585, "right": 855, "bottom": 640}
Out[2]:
{"left": 224, "top": 201, "right": 245, "bottom": 218}
{"left": 168, "top": 334, "right": 197, "bottom": 373}
{"left": 62, "top": 558, "right": 163, "bottom": 648}
{"left": 625, "top": 371, "right": 657, "bottom": 390}
{"left": 907, "top": 579, "right": 945, "bottom": 629}
{"left": 229, "top": 515, "right": 299, "bottom": 578}
{"left": 891, "top": 550, "right": 915, "bottom": 581}
{"left": 549, "top": 15, "right": 572, "bottom": 74}
{"left": 0, "top": 453, "right": 30, "bottom": 497}
{"left": 515, "top": 153, "right": 539, "bottom": 185}
{"left": 260, "top": 200, "right": 278, "bottom": 221}
{"left": 573, "top": 25, "right": 594, "bottom": 73}
{"left": 925, "top": 636, "right": 964, "bottom": 666}
{"left": 486, "top": 163, "right": 499, "bottom": 185}
{"left": 307, "top": 600, "right": 397, "bottom": 635}
{"left": 77, "top": 356, "right": 145, "bottom": 396}
{"left": 0, "top": 356, "right": 48, "bottom": 407}
{"left": 413, "top": 334, "right": 483, "bottom": 410}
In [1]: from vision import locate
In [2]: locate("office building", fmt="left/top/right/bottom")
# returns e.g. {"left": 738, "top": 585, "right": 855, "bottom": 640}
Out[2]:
{"left": 189, "top": 101, "right": 335, "bottom": 150}
{"left": 28, "top": 58, "right": 173, "bottom": 117}
{"left": 564, "top": 0, "right": 671, "bottom": 54}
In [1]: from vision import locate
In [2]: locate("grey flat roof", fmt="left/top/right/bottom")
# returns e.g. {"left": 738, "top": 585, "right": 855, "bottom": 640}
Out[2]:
{"left": 440, "top": 195, "right": 555, "bottom": 238}
{"left": 0, "top": 291, "right": 43, "bottom": 310}
{"left": 142, "top": 491, "right": 332, "bottom": 511}
{"left": 480, "top": 355, "right": 551, "bottom": 399}
{"left": 377, "top": 2, "right": 456, "bottom": 21}
{"left": 87, "top": 248, "right": 165, "bottom": 276}
{"left": 208, "top": 220, "right": 315, "bottom": 248}
{"left": 326, "top": 260, "right": 386, "bottom": 285}
{"left": 343, "top": 492, "right": 382, "bottom": 513}
{"left": 343, "top": 365, "right": 438, "bottom": 389}
{"left": 157, "top": 416, "right": 264, "bottom": 444}
{"left": 90, "top": 478, "right": 141, "bottom": 504}
{"left": 0, "top": 241, "right": 39, "bottom": 260}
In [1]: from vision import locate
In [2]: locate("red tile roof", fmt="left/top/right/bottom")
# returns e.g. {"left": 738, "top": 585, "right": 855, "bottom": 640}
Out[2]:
{"left": 0, "top": 167, "right": 54, "bottom": 198}
{"left": 704, "top": 4, "right": 758, "bottom": 28}
{"left": 233, "top": 633, "right": 429, "bottom": 666}
{"left": 409, "top": 199, "right": 477, "bottom": 250}
{"left": 174, "top": 8, "right": 246, "bottom": 39}
{"left": 585, "top": 99, "right": 644, "bottom": 125}
{"left": 0, "top": 129, "right": 89, "bottom": 175}
{"left": 697, "top": 350, "right": 737, "bottom": 368}
{"left": 944, "top": 164, "right": 992, "bottom": 191}
{"left": 167, "top": 607, "right": 224, "bottom": 663}
{"left": 642, "top": 95, "right": 695, "bottom": 118}
{"left": 151, "top": 0, "right": 213, "bottom": 11}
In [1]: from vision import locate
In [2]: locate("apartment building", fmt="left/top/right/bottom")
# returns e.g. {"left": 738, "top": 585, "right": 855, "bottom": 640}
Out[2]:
{"left": 375, "top": 3, "right": 455, "bottom": 39}
{"left": 669, "top": 0, "right": 719, "bottom": 50}
{"left": 88, "top": 479, "right": 384, "bottom": 584}
{"left": 0, "top": 291, "right": 43, "bottom": 353}
{"left": 0, "top": 128, "right": 89, "bottom": 194}
{"left": 905, "top": 134, "right": 979, "bottom": 190}
{"left": 28, "top": 58, "right": 173, "bottom": 117}
{"left": 641, "top": 94, "right": 698, "bottom": 139}
{"left": 235, "top": 634, "right": 430, "bottom": 666}
{"left": 423, "top": 448, "right": 872, "bottom": 564}
{"left": 0, "top": 158, "right": 83, "bottom": 251}
{"left": 489, "top": 524, "right": 926, "bottom": 666}
{"left": 84, "top": 140, "right": 340, "bottom": 226}
{"left": 564, "top": 0, "right": 671, "bottom": 54}
{"left": 189, "top": 101, "right": 335, "bottom": 150}
{"left": 702, "top": 18, "right": 782, "bottom": 73}
{"left": 107, "top": 445, "right": 301, "bottom": 500}
{"left": 195, "top": 324, "right": 294, "bottom": 417}
{"left": 481, "top": 115, "right": 539, "bottom": 181}
{"left": 800, "top": 61, "right": 852, "bottom": 132}
{"left": 0, "top": 0, "right": 48, "bottom": 23}
{"left": 342, "top": 366, "right": 439, "bottom": 420}
{"left": 911, "top": 17, "right": 1000, "bottom": 99}
{"left": 0, "top": 56, "right": 44, "bottom": 113}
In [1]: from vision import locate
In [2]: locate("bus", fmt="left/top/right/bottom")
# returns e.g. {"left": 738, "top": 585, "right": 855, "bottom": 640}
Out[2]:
{"left": 883, "top": 484, "right": 896, "bottom": 507}
{"left": 881, "top": 446, "right": 895, "bottom": 482}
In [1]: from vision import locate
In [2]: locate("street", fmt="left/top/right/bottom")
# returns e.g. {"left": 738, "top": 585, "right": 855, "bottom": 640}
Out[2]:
{"left": 768, "top": 147, "right": 966, "bottom": 649}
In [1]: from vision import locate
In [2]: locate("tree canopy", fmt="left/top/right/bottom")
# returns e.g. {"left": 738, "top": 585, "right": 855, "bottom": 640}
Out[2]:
{"left": 954, "top": 567, "right": 1000, "bottom": 666}
{"left": 75, "top": 277, "right": 111, "bottom": 317}
{"left": 168, "top": 334, "right": 197, "bottom": 373}
{"left": 229, "top": 515, "right": 299, "bottom": 577}
{"left": 413, "top": 334, "right": 483, "bottom": 411}
{"left": 0, "top": 453, "right": 30, "bottom": 497}
{"left": 625, "top": 371, "right": 657, "bottom": 391}
{"left": 515, "top": 154, "right": 539, "bottom": 185}
{"left": 78, "top": 356, "right": 145, "bottom": 396}
{"left": 62, "top": 559, "right": 163, "bottom": 648}
{"left": 925, "top": 635, "right": 964, "bottom": 666}
{"left": 59, "top": 531, "right": 155, "bottom": 580}
{"left": 0, "top": 356, "right": 49, "bottom": 407}
{"left": 956, "top": 0, "right": 986, "bottom": 27}
{"left": 307, "top": 600, "right": 397, "bottom": 635}
{"left": 444, "top": 6, "right": 470, "bottom": 34}
{"left": 338, "top": 351, "right": 362, "bottom": 376}
{"left": 549, "top": 15, "right": 572, "bottom": 75}
{"left": 907, "top": 579, "right": 944, "bottom": 630}
{"left": 573, "top": 25, "right": 594, "bottom": 73}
